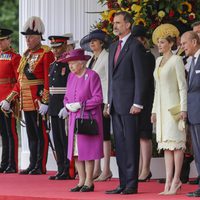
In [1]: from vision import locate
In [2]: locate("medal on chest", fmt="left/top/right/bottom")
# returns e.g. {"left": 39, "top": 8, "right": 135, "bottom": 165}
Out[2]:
{"left": 27, "top": 54, "right": 40, "bottom": 72}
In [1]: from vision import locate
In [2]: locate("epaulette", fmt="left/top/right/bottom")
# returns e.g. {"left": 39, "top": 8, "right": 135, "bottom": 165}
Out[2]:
{"left": 41, "top": 45, "right": 51, "bottom": 53}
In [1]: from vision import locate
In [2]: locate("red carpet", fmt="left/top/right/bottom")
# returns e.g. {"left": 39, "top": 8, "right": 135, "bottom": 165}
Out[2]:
{"left": 0, "top": 172, "right": 198, "bottom": 200}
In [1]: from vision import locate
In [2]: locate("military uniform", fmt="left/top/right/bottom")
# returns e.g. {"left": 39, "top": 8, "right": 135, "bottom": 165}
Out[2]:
{"left": 7, "top": 45, "right": 54, "bottom": 174}
{"left": 0, "top": 47, "right": 21, "bottom": 173}
{"left": 47, "top": 34, "right": 77, "bottom": 180}
{"left": 48, "top": 60, "right": 70, "bottom": 178}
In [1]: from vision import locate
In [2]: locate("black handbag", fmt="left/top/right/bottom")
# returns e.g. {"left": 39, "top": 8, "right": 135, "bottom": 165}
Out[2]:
{"left": 74, "top": 103, "right": 98, "bottom": 135}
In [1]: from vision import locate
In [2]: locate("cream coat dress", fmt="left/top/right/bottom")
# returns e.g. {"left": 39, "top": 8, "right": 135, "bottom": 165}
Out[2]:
{"left": 152, "top": 55, "right": 187, "bottom": 150}
{"left": 86, "top": 49, "right": 108, "bottom": 104}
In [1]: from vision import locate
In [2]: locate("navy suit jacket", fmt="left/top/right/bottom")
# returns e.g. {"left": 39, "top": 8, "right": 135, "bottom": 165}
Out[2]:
{"left": 188, "top": 55, "right": 200, "bottom": 124}
{"left": 108, "top": 34, "right": 148, "bottom": 115}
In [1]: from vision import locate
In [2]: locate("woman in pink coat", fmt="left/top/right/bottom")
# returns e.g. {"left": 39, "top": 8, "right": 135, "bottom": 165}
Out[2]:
{"left": 63, "top": 49, "right": 103, "bottom": 192}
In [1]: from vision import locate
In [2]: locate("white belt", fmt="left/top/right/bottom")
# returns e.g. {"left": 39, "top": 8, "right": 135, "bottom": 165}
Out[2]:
{"left": 49, "top": 87, "right": 66, "bottom": 94}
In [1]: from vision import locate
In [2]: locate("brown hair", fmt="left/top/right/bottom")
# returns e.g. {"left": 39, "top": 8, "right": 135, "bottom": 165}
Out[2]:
{"left": 165, "top": 35, "right": 177, "bottom": 50}
{"left": 114, "top": 11, "right": 133, "bottom": 28}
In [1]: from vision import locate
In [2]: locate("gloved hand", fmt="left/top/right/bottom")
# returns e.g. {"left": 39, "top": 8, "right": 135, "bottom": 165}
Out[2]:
{"left": 66, "top": 102, "right": 81, "bottom": 112}
{"left": 58, "top": 107, "right": 68, "bottom": 119}
{"left": 0, "top": 100, "right": 10, "bottom": 111}
{"left": 38, "top": 103, "right": 48, "bottom": 115}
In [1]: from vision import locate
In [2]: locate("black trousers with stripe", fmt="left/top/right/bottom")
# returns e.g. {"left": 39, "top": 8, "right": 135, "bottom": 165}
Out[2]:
{"left": 24, "top": 111, "right": 48, "bottom": 173}
{"left": 0, "top": 110, "right": 18, "bottom": 170}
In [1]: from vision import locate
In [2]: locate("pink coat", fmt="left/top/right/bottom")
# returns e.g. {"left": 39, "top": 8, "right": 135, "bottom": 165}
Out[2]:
{"left": 64, "top": 68, "right": 103, "bottom": 161}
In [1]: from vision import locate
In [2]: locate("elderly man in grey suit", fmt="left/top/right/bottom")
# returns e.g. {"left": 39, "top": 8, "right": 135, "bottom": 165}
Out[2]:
{"left": 181, "top": 31, "right": 200, "bottom": 197}
{"left": 106, "top": 11, "right": 148, "bottom": 195}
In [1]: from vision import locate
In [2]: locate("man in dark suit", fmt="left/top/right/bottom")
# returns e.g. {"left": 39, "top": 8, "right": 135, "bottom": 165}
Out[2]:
{"left": 181, "top": 31, "right": 200, "bottom": 197}
{"left": 106, "top": 11, "right": 148, "bottom": 195}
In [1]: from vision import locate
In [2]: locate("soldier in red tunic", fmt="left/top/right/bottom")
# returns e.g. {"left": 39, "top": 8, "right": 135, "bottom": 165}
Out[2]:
{"left": 1, "top": 16, "right": 54, "bottom": 175}
{"left": 0, "top": 28, "right": 21, "bottom": 173}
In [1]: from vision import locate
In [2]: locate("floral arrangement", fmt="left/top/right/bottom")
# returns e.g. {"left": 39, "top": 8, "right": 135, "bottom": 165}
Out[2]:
{"left": 95, "top": 0, "right": 200, "bottom": 39}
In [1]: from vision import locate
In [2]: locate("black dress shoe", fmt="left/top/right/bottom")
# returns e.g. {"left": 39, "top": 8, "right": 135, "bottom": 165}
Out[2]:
{"left": 48, "top": 172, "right": 62, "bottom": 180}
{"left": 121, "top": 188, "right": 138, "bottom": 195}
{"left": 189, "top": 176, "right": 200, "bottom": 185}
{"left": 187, "top": 189, "right": 200, "bottom": 197}
{"left": 105, "top": 186, "right": 125, "bottom": 194}
{"left": 80, "top": 184, "right": 94, "bottom": 192}
{"left": 70, "top": 185, "right": 83, "bottom": 192}
{"left": 0, "top": 167, "right": 7, "bottom": 173}
{"left": 19, "top": 167, "right": 33, "bottom": 175}
{"left": 4, "top": 167, "right": 16, "bottom": 173}
{"left": 29, "top": 168, "right": 42, "bottom": 175}
{"left": 55, "top": 173, "right": 71, "bottom": 180}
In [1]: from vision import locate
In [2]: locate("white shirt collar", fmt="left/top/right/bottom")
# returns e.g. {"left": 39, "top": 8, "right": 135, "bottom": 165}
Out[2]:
{"left": 120, "top": 32, "right": 131, "bottom": 49}
{"left": 194, "top": 48, "right": 200, "bottom": 64}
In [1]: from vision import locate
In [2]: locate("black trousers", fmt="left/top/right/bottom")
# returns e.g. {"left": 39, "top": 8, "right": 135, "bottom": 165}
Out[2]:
{"left": 111, "top": 108, "right": 140, "bottom": 189}
{"left": 24, "top": 111, "right": 48, "bottom": 173}
{"left": 0, "top": 110, "right": 18, "bottom": 170}
{"left": 51, "top": 116, "right": 69, "bottom": 174}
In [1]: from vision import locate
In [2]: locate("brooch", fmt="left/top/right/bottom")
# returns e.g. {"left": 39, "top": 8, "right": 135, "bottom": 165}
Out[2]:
{"left": 84, "top": 73, "right": 88, "bottom": 80}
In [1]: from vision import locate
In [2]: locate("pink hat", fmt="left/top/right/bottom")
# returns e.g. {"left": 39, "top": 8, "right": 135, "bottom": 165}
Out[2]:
{"left": 58, "top": 48, "right": 91, "bottom": 63}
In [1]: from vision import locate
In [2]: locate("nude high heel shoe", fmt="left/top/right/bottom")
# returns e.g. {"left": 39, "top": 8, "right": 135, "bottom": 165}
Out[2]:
{"left": 165, "top": 182, "right": 182, "bottom": 195}
{"left": 158, "top": 184, "right": 171, "bottom": 195}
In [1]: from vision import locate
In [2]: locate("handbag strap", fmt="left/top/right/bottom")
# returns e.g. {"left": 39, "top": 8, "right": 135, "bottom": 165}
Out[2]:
{"left": 80, "top": 101, "right": 93, "bottom": 120}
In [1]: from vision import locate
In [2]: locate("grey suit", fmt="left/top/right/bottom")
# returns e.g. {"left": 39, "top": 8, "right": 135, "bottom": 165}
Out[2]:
{"left": 108, "top": 34, "right": 148, "bottom": 190}
{"left": 188, "top": 54, "right": 200, "bottom": 182}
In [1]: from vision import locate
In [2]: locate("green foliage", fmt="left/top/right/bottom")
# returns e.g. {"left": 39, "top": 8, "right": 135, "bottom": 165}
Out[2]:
{"left": 0, "top": 0, "right": 19, "bottom": 51}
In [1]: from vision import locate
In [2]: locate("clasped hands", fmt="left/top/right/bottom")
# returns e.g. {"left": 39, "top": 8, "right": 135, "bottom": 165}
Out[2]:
{"left": 65, "top": 102, "right": 81, "bottom": 112}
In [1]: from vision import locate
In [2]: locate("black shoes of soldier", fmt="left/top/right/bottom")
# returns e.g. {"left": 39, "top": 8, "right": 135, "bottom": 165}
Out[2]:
{"left": 4, "top": 166, "right": 17, "bottom": 173}
{"left": 29, "top": 168, "right": 43, "bottom": 175}
{"left": 0, "top": 167, "right": 7, "bottom": 173}
{"left": 19, "top": 167, "right": 34, "bottom": 175}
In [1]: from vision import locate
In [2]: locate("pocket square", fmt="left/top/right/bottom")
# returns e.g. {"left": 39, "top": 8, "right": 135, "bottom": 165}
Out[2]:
{"left": 195, "top": 70, "right": 200, "bottom": 74}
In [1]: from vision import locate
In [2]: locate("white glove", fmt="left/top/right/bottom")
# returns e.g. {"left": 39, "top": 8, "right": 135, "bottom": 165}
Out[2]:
{"left": 58, "top": 107, "right": 68, "bottom": 119}
{"left": 38, "top": 103, "right": 48, "bottom": 115}
{"left": 0, "top": 100, "right": 10, "bottom": 111}
{"left": 66, "top": 102, "right": 81, "bottom": 112}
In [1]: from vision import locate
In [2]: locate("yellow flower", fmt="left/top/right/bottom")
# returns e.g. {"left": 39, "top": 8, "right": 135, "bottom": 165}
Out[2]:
{"left": 135, "top": 18, "right": 146, "bottom": 26}
{"left": 101, "top": 11, "right": 109, "bottom": 21}
{"left": 158, "top": 10, "right": 165, "bottom": 18}
{"left": 179, "top": 17, "right": 187, "bottom": 24}
{"left": 178, "top": 1, "right": 192, "bottom": 14}
{"left": 108, "top": 10, "right": 117, "bottom": 22}
{"left": 102, "top": 28, "right": 109, "bottom": 34}
{"left": 117, "top": 0, "right": 123, "bottom": 5}
{"left": 131, "top": 4, "right": 142, "bottom": 13}
{"left": 143, "top": 0, "right": 149, "bottom": 2}
{"left": 121, "top": 7, "right": 131, "bottom": 12}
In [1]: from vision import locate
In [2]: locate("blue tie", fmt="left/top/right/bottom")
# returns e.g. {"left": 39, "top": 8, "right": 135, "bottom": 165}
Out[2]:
{"left": 189, "top": 56, "right": 196, "bottom": 84}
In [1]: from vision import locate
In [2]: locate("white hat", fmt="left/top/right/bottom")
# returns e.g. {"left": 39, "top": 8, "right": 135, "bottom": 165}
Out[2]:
{"left": 21, "top": 16, "right": 45, "bottom": 36}
{"left": 63, "top": 33, "right": 78, "bottom": 45}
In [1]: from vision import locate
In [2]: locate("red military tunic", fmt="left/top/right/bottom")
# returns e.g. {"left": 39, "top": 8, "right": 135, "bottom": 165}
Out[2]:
{"left": 5, "top": 45, "right": 54, "bottom": 174}
{"left": 0, "top": 49, "right": 20, "bottom": 101}
{"left": 0, "top": 48, "right": 21, "bottom": 172}
{"left": 7, "top": 45, "right": 54, "bottom": 110}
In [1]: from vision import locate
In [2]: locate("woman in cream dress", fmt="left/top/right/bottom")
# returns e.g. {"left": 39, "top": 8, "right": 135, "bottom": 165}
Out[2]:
{"left": 151, "top": 24, "right": 187, "bottom": 195}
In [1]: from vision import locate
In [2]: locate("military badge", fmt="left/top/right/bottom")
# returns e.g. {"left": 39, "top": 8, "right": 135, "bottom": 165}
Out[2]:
{"left": 61, "top": 67, "right": 66, "bottom": 76}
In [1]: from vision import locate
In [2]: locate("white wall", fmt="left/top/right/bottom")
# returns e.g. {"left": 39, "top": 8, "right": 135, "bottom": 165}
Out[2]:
{"left": 19, "top": 0, "right": 105, "bottom": 54}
